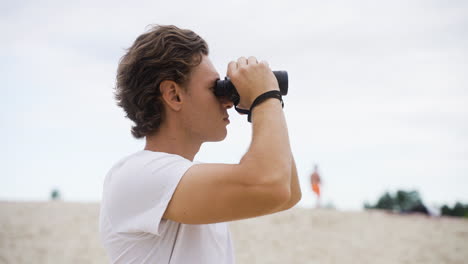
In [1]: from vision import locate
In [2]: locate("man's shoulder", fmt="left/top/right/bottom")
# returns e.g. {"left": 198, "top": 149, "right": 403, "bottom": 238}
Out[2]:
{"left": 111, "top": 150, "right": 189, "bottom": 170}
{"left": 107, "top": 150, "right": 194, "bottom": 184}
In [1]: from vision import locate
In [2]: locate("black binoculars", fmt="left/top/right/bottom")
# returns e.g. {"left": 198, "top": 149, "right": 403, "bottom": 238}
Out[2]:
{"left": 214, "top": 71, "right": 288, "bottom": 105}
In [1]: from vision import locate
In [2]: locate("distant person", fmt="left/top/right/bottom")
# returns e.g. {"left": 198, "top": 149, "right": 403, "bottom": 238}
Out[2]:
{"left": 99, "top": 25, "right": 301, "bottom": 264}
{"left": 310, "top": 165, "right": 321, "bottom": 208}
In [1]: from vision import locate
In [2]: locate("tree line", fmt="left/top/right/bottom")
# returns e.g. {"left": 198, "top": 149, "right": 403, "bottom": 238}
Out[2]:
{"left": 364, "top": 189, "right": 468, "bottom": 218}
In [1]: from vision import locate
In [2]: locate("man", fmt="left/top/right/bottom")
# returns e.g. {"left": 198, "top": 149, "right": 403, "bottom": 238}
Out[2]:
{"left": 99, "top": 25, "right": 301, "bottom": 264}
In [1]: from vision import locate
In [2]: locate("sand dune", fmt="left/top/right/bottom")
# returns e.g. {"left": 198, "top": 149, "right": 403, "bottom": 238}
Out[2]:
{"left": 1, "top": 201, "right": 467, "bottom": 263}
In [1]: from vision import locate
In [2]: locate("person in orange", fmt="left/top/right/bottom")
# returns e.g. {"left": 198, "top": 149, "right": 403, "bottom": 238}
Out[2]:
{"left": 310, "top": 165, "right": 321, "bottom": 208}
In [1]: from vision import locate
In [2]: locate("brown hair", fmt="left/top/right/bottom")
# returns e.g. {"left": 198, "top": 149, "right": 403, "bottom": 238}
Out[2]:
{"left": 115, "top": 25, "right": 209, "bottom": 138}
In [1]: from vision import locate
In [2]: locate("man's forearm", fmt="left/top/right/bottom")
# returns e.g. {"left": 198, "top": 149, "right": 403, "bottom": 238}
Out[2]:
{"left": 241, "top": 99, "right": 292, "bottom": 183}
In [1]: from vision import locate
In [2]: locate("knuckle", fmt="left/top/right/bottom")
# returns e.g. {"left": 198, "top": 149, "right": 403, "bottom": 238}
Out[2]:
{"left": 238, "top": 67, "right": 248, "bottom": 74}
{"left": 231, "top": 71, "right": 241, "bottom": 80}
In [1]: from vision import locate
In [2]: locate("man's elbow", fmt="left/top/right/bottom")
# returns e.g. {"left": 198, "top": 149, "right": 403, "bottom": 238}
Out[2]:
{"left": 243, "top": 169, "right": 294, "bottom": 211}
{"left": 291, "top": 189, "right": 302, "bottom": 206}
{"left": 273, "top": 171, "right": 301, "bottom": 210}
{"left": 278, "top": 188, "right": 302, "bottom": 211}
{"left": 270, "top": 182, "right": 292, "bottom": 207}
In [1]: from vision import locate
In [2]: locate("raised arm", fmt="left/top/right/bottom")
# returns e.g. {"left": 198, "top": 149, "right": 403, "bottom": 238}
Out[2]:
{"left": 163, "top": 56, "right": 298, "bottom": 224}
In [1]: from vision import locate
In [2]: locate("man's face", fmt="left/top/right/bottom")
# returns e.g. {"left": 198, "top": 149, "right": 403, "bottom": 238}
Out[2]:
{"left": 180, "top": 55, "right": 233, "bottom": 142}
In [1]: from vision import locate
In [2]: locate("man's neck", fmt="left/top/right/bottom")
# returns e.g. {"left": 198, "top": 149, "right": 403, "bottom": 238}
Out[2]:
{"left": 144, "top": 123, "right": 201, "bottom": 162}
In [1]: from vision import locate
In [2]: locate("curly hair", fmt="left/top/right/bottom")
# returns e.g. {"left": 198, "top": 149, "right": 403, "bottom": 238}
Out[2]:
{"left": 115, "top": 25, "right": 209, "bottom": 138}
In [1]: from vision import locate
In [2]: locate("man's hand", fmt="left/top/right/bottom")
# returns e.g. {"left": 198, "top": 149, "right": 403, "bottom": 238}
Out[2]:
{"left": 227, "top": 56, "right": 279, "bottom": 110}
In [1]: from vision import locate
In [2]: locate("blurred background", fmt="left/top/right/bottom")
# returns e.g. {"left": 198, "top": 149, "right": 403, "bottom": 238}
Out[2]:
{"left": 1, "top": 0, "right": 467, "bottom": 211}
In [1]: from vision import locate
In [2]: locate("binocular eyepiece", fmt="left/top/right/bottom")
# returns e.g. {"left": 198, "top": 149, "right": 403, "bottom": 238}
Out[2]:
{"left": 214, "top": 71, "right": 288, "bottom": 105}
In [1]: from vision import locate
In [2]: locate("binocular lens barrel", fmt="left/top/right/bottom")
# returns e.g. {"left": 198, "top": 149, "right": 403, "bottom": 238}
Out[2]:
{"left": 214, "top": 71, "right": 288, "bottom": 105}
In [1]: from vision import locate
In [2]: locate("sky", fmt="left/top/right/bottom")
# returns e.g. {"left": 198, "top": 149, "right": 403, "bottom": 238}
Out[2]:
{"left": 1, "top": 0, "right": 467, "bottom": 210}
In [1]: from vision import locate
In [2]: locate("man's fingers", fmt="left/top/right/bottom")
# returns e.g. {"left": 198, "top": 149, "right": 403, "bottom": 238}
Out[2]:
{"left": 228, "top": 57, "right": 261, "bottom": 76}
{"left": 247, "top": 56, "right": 258, "bottom": 65}
{"left": 237, "top": 56, "right": 247, "bottom": 67}
{"left": 259, "top": 60, "right": 270, "bottom": 69}
{"left": 227, "top": 61, "right": 237, "bottom": 76}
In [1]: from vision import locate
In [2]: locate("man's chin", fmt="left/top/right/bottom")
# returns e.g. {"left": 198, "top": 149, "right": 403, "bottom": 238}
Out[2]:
{"left": 207, "top": 131, "right": 228, "bottom": 142}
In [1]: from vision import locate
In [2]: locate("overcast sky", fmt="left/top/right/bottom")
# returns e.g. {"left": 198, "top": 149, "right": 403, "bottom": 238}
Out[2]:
{"left": 1, "top": 0, "right": 467, "bottom": 210}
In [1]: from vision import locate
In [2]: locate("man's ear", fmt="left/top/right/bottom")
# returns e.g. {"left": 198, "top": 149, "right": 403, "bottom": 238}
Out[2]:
{"left": 160, "top": 80, "right": 183, "bottom": 111}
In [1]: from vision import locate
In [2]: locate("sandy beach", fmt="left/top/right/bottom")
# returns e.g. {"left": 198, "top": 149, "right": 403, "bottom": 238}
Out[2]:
{"left": 1, "top": 201, "right": 467, "bottom": 263}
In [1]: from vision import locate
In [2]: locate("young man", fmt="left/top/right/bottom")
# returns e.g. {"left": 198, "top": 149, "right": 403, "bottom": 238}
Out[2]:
{"left": 99, "top": 25, "right": 301, "bottom": 264}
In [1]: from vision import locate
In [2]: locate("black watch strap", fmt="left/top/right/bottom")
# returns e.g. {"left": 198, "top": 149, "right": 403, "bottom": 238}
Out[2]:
{"left": 234, "top": 90, "right": 284, "bottom": 122}
{"left": 248, "top": 90, "right": 283, "bottom": 122}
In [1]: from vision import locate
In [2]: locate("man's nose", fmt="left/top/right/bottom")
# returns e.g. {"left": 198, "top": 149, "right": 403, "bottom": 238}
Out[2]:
{"left": 219, "top": 97, "right": 234, "bottom": 109}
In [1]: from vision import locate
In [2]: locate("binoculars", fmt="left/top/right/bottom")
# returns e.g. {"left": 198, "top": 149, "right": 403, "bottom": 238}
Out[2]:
{"left": 214, "top": 71, "right": 288, "bottom": 105}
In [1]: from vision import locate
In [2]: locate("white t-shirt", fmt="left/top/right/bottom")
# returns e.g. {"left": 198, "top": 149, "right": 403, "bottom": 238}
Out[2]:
{"left": 99, "top": 150, "right": 234, "bottom": 264}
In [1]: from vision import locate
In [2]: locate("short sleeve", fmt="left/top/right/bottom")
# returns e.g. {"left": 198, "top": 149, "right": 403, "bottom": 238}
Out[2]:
{"left": 106, "top": 152, "right": 193, "bottom": 236}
